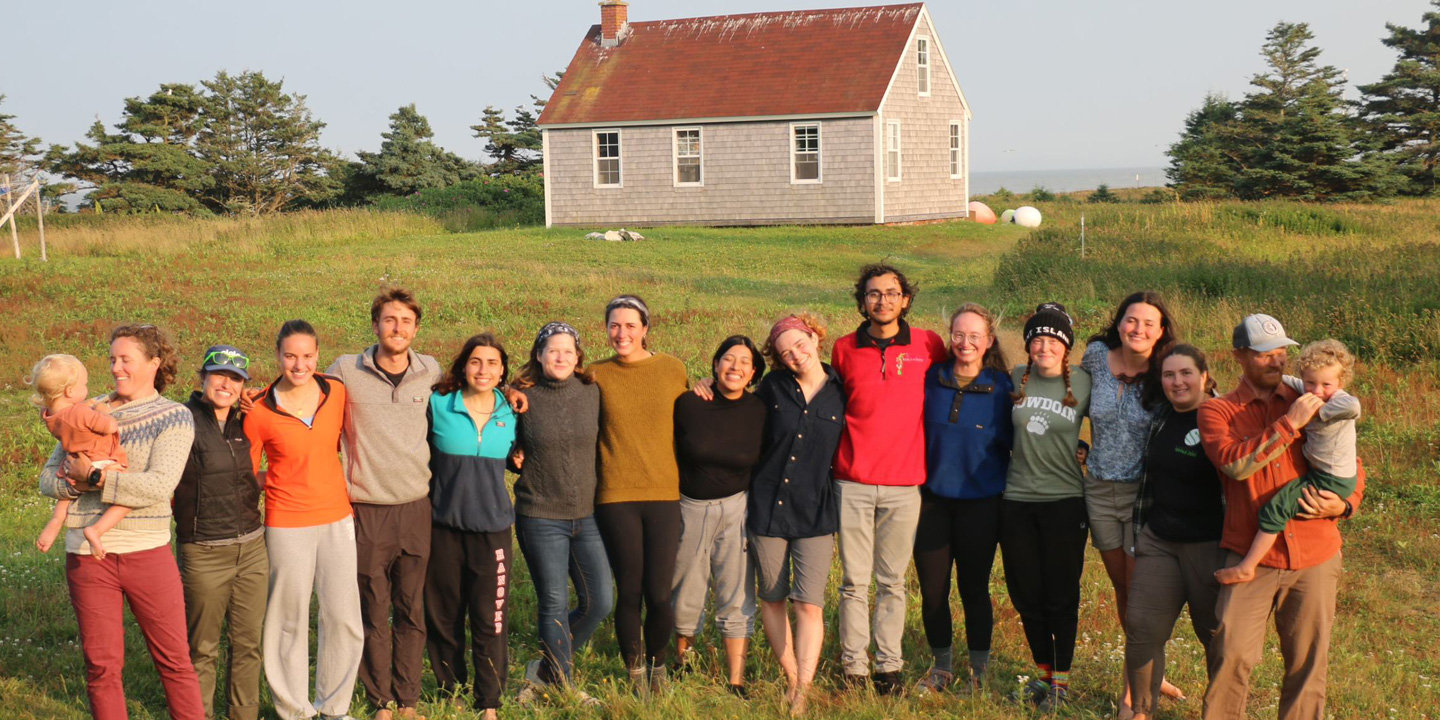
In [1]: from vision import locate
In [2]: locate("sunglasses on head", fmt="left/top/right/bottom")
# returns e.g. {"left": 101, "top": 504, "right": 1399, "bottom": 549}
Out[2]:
{"left": 204, "top": 350, "right": 250, "bottom": 370}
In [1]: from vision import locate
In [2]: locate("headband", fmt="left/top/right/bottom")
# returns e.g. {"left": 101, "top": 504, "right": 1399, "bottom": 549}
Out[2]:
{"left": 534, "top": 322, "right": 581, "bottom": 348}
{"left": 767, "top": 315, "right": 813, "bottom": 349}
{"left": 605, "top": 295, "right": 650, "bottom": 326}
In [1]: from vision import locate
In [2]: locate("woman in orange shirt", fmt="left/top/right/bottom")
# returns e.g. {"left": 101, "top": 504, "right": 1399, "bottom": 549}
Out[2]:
{"left": 244, "top": 320, "right": 363, "bottom": 720}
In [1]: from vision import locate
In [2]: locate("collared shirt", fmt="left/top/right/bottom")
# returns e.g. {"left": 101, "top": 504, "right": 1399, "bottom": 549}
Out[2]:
{"left": 747, "top": 365, "right": 845, "bottom": 539}
{"left": 830, "top": 320, "right": 947, "bottom": 486}
{"left": 1198, "top": 379, "right": 1365, "bottom": 570}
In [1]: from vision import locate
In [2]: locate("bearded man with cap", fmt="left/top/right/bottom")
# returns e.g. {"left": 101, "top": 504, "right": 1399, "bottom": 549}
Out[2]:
{"left": 175, "top": 345, "right": 268, "bottom": 720}
{"left": 1197, "top": 313, "right": 1364, "bottom": 720}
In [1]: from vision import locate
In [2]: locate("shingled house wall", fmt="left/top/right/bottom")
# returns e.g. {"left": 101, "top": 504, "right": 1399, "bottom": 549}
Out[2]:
{"left": 878, "top": 12, "right": 968, "bottom": 223}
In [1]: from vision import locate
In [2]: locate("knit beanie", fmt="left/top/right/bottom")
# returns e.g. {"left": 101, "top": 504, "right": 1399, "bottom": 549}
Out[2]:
{"left": 1024, "top": 302, "right": 1074, "bottom": 348}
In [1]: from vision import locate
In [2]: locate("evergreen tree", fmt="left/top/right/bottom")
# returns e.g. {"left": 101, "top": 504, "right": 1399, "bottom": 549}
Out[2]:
{"left": 1165, "top": 93, "right": 1243, "bottom": 199}
{"left": 1088, "top": 184, "right": 1120, "bottom": 203}
{"left": 1358, "top": 0, "right": 1440, "bottom": 196}
{"left": 1232, "top": 22, "right": 1382, "bottom": 201}
{"left": 197, "top": 70, "right": 341, "bottom": 214}
{"left": 472, "top": 71, "right": 564, "bottom": 176}
{"left": 0, "top": 95, "right": 43, "bottom": 178}
{"left": 353, "top": 104, "right": 477, "bottom": 197}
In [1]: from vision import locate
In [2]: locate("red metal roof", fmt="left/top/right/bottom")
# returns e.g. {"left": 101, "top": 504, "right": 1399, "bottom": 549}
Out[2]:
{"left": 537, "top": 3, "right": 925, "bottom": 126}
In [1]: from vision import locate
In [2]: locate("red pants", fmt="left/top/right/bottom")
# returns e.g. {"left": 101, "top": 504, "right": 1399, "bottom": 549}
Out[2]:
{"left": 67, "top": 545, "right": 205, "bottom": 720}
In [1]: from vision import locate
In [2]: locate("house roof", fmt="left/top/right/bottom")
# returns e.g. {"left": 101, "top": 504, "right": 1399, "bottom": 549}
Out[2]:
{"left": 537, "top": 3, "right": 926, "bottom": 127}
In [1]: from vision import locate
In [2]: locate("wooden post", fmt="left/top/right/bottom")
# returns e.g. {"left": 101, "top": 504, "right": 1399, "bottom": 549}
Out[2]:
{"left": 3, "top": 174, "right": 19, "bottom": 259}
{"left": 1080, "top": 213, "right": 1086, "bottom": 260}
{"left": 34, "top": 180, "right": 46, "bottom": 261}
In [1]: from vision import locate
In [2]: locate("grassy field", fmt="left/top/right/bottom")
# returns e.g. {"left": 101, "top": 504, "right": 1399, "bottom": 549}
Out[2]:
{"left": 0, "top": 201, "right": 1437, "bottom": 719}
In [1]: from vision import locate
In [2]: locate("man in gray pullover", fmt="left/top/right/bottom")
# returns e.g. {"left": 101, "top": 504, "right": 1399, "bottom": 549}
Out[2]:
{"left": 327, "top": 288, "right": 441, "bottom": 720}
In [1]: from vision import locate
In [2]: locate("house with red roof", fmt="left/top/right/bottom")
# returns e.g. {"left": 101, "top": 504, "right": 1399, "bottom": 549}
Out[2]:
{"left": 537, "top": 1, "right": 971, "bottom": 227}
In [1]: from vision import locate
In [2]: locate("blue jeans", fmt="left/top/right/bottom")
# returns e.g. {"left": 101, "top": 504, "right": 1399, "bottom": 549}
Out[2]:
{"left": 515, "top": 515, "right": 614, "bottom": 684}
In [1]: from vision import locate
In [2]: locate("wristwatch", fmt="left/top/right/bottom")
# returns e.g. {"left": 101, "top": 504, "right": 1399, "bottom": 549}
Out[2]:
{"left": 88, "top": 468, "right": 103, "bottom": 487}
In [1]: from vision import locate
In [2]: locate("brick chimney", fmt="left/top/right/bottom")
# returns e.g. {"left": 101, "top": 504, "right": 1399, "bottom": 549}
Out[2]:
{"left": 600, "top": 0, "right": 629, "bottom": 48}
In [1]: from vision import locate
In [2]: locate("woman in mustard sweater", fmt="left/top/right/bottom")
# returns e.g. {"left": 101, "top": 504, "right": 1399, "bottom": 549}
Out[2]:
{"left": 588, "top": 295, "right": 689, "bottom": 695}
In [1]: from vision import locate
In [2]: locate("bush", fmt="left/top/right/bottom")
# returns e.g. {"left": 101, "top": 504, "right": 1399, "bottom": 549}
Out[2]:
{"left": 371, "top": 174, "right": 544, "bottom": 230}
{"left": 1029, "top": 185, "right": 1057, "bottom": 202}
{"left": 1088, "top": 184, "right": 1120, "bottom": 203}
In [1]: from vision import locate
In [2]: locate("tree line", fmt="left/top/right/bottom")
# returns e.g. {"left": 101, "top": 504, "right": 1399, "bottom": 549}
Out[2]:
{"left": 1167, "top": 3, "right": 1440, "bottom": 201}
{"left": 0, "top": 72, "right": 560, "bottom": 215}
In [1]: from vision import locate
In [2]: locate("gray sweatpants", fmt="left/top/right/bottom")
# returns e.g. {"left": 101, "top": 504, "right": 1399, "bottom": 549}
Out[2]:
{"left": 264, "top": 517, "right": 364, "bottom": 720}
{"left": 836, "top": 480, "right": 921, "bottom": 675}
{"left": 672, "top": 492, "right": 756, "bottom": 639}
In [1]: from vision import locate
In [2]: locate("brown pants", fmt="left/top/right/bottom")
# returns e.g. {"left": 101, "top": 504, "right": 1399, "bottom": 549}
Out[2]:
{"left": 1124, "top": 527, "right": 1225, "bottom": 715}
{"left": 179, "top": 536, "right": 269, "bottom": 720}
{"left": 1202, "top": 551, "right": 1342, "bottom": 720}
{"left": 355, "top": 499, "right": 432, "bottom": 710}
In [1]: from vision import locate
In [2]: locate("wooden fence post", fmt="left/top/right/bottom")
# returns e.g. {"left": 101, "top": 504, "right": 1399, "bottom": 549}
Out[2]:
{"left": 3, "top": 174, "right": 19, "bottom": 259}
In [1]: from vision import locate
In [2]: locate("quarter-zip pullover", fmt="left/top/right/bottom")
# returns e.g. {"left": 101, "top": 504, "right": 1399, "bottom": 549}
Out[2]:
{"left": 427, "top": 388, "right": 517, "bottom": 533}
{"left": 830, "top": 320, "right": 947, "bottom": 486}
{"left": 244, "top": 374, "right": 350, "bottom": 528}
{"left": 327, "top": 346, "right": 441, "bottom": 505}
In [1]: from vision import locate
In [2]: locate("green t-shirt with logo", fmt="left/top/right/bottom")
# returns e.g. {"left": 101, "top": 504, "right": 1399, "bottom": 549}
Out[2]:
{"left": 1004, "top": 365, "right": 1093, "bottom": 502}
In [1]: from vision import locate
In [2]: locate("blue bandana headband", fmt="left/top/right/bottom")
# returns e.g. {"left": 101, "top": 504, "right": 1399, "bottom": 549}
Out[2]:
{"left": 534, "top": 322, "right": 581, "bottom": 348}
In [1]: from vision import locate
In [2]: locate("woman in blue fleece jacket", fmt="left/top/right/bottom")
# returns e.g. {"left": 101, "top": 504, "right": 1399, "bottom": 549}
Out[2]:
{"left": 425, "top": 333, "right": 517, "bottom": 720}
{"left": 912, "top": 303, "right": 1014, "bottom": 692}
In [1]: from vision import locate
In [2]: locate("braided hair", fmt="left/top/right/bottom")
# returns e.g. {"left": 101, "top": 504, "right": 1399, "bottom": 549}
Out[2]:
{"left": 1011, "top": 347, "right": 1076, "bottom": 407}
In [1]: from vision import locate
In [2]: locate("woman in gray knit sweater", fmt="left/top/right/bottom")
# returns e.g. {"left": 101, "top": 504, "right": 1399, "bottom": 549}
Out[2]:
{"left": 510, "top": 322, "right": 613, "bottom": 703}
{"left": 39, "top": 324, "right": 205, "bottom": 720}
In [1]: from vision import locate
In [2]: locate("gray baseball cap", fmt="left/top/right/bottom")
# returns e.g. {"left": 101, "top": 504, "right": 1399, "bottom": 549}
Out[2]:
{"left": 1232, "top": 314, "right": 1299, "bottom": 353}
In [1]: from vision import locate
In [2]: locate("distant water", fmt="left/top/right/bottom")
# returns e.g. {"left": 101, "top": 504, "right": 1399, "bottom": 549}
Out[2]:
{"left": 970, "top": 166, "right": 1167, "bottom": 195}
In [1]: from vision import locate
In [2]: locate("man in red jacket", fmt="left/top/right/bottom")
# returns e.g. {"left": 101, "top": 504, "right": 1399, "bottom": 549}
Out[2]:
{"left": 1198, "top": 313, "right": 1362, "bottom": 720}
{"left": 831, "top": 264, "right": 948, "bottom": 695}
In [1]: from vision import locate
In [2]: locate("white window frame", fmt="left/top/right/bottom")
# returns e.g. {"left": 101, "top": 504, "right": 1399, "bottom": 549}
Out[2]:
{"left": 790, "top": 122, "right": 822, "bottom": 185}
{"left": 949, "top": 121, "right": 962, "bottom": 179}
{"left": 672, "top": 126, "right": 703, "bottom": 187}
{"left": 886, "top": 121, "right": 902, "bottom": 182}
{"left": 593, "top": 129, "right": 623, "bottom": 188}
{"left": 916, "top": 36, "right": 931, "bottom": 97}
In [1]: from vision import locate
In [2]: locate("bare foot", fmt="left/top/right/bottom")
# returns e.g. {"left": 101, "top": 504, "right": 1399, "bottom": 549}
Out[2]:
{"left": 1215, "top": 565, "right": 1255, "bottom": 585}
{"left": 788, "top": 684, "right": 809, "bottom": 717}
{"left": 1160, "top": 678, "right": 1187, "bottom": 700}
{"left": 83, "top": 526, "right": 107, "bottom": 560}
{"left": 396, "top": 708, "right": 427, "bottom": 720}
{"left": 373, "top": 710, "right": 393, "bottom": 720}
{"left": 480, "top": 709, "right": 497, "bottom": 720}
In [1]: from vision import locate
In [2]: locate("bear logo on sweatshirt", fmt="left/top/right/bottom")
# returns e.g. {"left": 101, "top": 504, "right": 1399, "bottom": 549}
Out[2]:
{"left": 1027, "top": 414, "right": 1050, "bottom": 436}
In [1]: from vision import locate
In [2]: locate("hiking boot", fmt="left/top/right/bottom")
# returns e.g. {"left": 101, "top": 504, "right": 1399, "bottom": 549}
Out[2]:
{"left": 649, "top": 662, "right": 670, "bottom": 695}
{"left": 841, "top": 673, "right": 869, "bottom": 692}
{"left": 1009, "top": 678, "right": 1052, "bottom": 706}
{"left": 873, "top": 670, "right": 903, "bottom": 696}
{"left": 1038, "top": 685, "right": 1070, "bottom": 713}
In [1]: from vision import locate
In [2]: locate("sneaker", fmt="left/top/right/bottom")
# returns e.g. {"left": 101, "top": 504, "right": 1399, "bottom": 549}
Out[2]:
{"left": 1008, "top": 678, "right": 1051, "bottom": 706}
{"left": 1038, "top": 685, "right": 1070, "bottom": 713}
{"left": 574, "top": 689, "right": 602, "bottom": 708}
{"left": 628, "top": 666, "right": 650, "bottom": 698}
{"left": 649, "top": 663, "right": 670, "bottom": 695}
{"left": 873, "top": 670, "right": 903, "bottom": 696}
{"left": 915, "top": 667, "right": 954, "bottom": 694}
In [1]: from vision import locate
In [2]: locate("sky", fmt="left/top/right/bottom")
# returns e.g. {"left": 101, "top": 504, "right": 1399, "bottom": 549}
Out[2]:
{"left": 5, "top": 0, "right": 1432, "bottom": 174}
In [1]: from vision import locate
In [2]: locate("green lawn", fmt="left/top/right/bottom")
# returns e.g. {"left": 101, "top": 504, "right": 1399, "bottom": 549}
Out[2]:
{"left": 0, "top": 204, "right": 1436, "bottom": 719}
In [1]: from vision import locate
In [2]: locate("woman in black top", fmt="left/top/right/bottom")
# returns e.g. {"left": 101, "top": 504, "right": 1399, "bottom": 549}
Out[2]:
{"left": 749, "top": 315, "right": 844, "bottom": 718}
{"left": 671, "top": 335, "right": 766, "bottom": 695}
{"left": 1124, "top": 344, "right": 1228, "bottom": 720}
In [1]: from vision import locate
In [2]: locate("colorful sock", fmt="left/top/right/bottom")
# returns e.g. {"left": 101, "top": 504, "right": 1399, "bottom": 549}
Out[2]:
{"left": 1051, "top": 670, "right": 1070, "bottom": 691}
{"left": 931, "top": 646, "right": 953, "bottom": 673}
{"left": 1037, "top": 663, "right": 1053, "bottom": 684}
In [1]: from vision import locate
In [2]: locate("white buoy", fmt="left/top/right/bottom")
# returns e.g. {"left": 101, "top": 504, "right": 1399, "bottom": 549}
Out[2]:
{"left": 1014, "top": 206, "right": 1042, "bottom": 228}
{"left": 1000, "top": 209, "right": 1016, "bottom": 224}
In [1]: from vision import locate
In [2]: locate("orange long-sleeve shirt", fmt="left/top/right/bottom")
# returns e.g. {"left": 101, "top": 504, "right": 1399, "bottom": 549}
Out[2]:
{"left": 1198, "top": 379, "right": 1364, "bottom": 570}
{"left": 244, "top": 374, "right": 352, "bottom": 528}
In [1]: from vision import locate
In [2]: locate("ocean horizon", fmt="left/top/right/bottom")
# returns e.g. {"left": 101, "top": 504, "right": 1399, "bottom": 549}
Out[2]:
{"left": 970, "top": 166, "right": 1167, "bottom": 195}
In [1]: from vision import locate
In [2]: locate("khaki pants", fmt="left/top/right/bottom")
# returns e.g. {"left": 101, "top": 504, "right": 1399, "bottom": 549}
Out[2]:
{"left": 178, "top": 536, "right": 269, "bottom": 720}
{"left": 1124, "top": 528, "right": 1225, "bottom": 716}
{"left": 1202, "top": 551, "right": 1342, "bottom": 720}
{"left": 836, "top": 480, "right": 921, "bottom": 675}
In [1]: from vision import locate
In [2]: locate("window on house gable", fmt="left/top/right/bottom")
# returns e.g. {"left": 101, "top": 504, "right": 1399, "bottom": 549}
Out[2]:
{"left": 792, "top": 123, "right": 821, "bottom": 183}
{"left": 675, "top": 128, "right": 702, "bottom": 185}
{"left": 595, "top": 131, "right": 621, "bottom": 186}
{"left": 887, "top": 121, "right": 902, "bottom": 181}
{"left": 950, "top": 122, "right": 961, "bottom": 178}
{"left": 917, "top": 37, "right": 930, "bottom": 96}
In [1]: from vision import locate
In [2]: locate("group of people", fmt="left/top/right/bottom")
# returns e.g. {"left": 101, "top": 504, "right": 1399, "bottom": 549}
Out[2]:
{"left": 28, "top": 267, "right": 1363, "bottom": 720}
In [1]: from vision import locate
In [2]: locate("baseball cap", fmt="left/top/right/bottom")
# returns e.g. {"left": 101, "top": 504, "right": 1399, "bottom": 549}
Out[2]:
{"left": 1232, "top": 314, "right": 1299, "bottom": 353}
{"left": 201, "top": 345, "right": 251, "bottom": 380}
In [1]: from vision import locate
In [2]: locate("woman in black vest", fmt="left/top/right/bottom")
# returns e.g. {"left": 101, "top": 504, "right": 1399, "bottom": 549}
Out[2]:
{"left": 174, "top": 345, "right": 268, "bottom": 720}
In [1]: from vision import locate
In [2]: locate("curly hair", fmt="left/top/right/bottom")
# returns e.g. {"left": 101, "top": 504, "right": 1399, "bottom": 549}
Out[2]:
{"left": 1295, "top": 339, "right": 1355, "bottom": 386}
{"left": 852, "top": 263, "right": 917, "bottom": 321}
{"left": 762, "top": 313, "right": 828, "bottom": 370}
{"left": 25, "top": 354, "right": 86, "bottom": 409}
{"left": 111, "top": 324, "right": 179, "bottom": 393}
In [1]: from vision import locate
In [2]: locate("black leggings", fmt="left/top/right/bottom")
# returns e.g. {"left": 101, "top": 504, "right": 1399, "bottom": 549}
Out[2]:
{"left": 999, "top": 497, "right": 1088, "bottom": 673}
{"left": 595, "top": 500, "right": 681, "bottom": 668}
{"left": 913, "top": 491, "right": 1001, "bottom": 653}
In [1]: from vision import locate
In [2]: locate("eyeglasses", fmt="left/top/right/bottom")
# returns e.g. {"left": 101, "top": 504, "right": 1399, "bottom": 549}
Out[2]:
{"left": 864, "top": 290, "right": 904, "bottom": 303}
{"left": 204, "top": 349, "right": 250, "bottom": 370}
{"left": 949, "top": 333, "right": 988, "bottom": 346}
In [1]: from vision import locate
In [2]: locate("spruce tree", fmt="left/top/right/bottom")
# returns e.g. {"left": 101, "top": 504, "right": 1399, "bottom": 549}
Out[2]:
{"left": 1165, "top": 93, "right": 1242, "bottom": 199}
{"left": 354, "top": 104, "right": 477, "bottom": 197}
{"left": 0, "top": 95, "right": 42, "bottom": 178}
{"left": 1358, "top": 0, "right": 1440, "bottom": 196}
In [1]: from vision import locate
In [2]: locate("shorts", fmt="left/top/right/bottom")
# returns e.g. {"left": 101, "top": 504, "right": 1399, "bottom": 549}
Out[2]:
{"left": 1085, "top": 476, "right": 1140, "bottom": 554}
{"left": 751, "top": 534, "right": 833, "bottom": 607}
